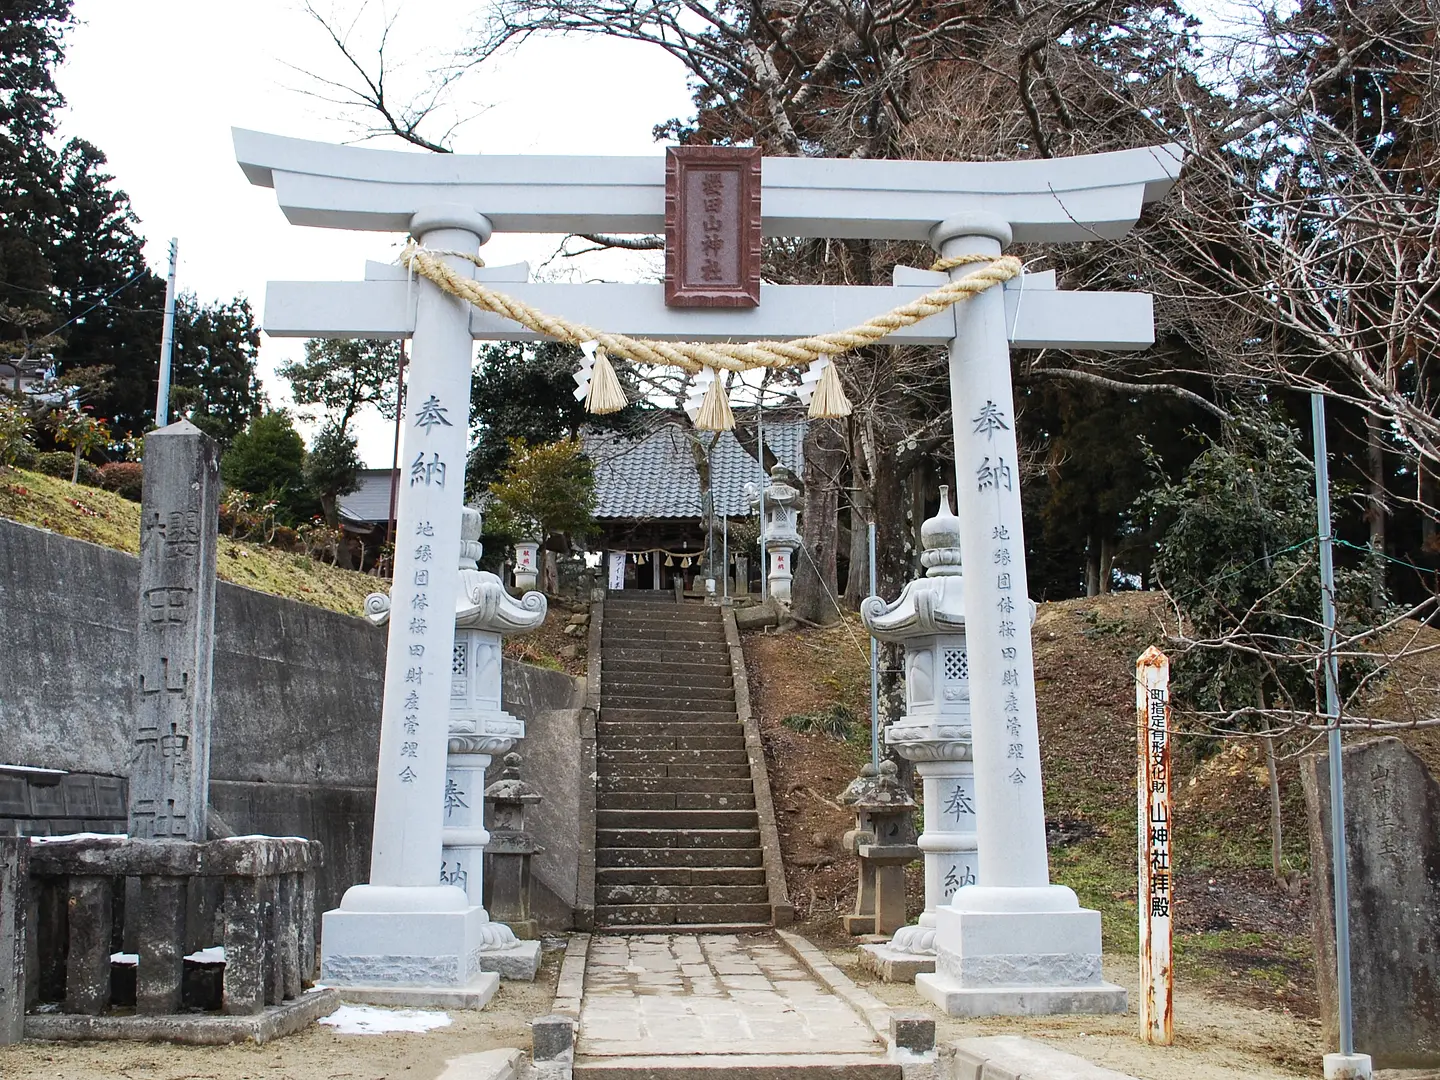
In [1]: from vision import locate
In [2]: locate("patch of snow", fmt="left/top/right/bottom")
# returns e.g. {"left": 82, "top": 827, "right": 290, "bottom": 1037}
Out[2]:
{"left": 110, "top": 952, "right": 139, "bottom": 966}
{"left": 320, "top": 1004, "right": 453, "bottom": 1035}
{"left": 0, "top": 764, "right": 66, "bottom": 776}
{"left": 30, "top": 832, "right": 126, "bottom": 843}
{"left": 219, "top": 834, "right": 309, "bottom": 842}
{"left": 185, "top": 946, "right": 226, "bottom": 964}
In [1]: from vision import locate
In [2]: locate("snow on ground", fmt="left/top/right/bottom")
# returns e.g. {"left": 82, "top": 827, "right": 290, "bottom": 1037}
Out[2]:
{"left": 320, "top": 1005, "right": 454, "bottom": 1035}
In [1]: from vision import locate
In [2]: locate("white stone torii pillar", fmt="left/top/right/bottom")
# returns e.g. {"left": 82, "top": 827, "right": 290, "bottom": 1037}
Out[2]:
{"left": 234, "top": 129, "right": 1179, "bottom": 1015}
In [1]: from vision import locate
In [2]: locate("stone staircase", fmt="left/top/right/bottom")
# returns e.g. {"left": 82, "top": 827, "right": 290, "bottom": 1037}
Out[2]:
{"left": 595, "top": 591, "right": 771, "bottom": 931}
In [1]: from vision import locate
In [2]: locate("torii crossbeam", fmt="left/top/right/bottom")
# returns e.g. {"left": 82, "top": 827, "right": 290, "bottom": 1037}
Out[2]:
{"left": 235, "top": 128, "right": 1182, "bottom": 1013}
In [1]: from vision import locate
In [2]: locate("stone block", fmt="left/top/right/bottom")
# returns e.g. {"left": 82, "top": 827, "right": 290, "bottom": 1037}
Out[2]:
{"left": 474, "top": 939, "right": 542, "bottom": 981}
{"left": 61, "top": 775, "right": 99, "bottom": 818}
{"left": 29, "top": 782, "right": 66, "bottom": 818}
{"left": 1302, "top": 736, "right": 1440, "bottom": 1068}
{"left": 889, "top": 1012, "right": 935, "bottom": 1054}
{"left": 860, "top": 943, "right": 935, "bottom": 983}
{"left": 532, "top": 1013, "right": 576, "bottom": 1061}
{"left": 951, "top": 1036, "right": 1138, "bottom": 1080}
{"left": 1, "top": 836, "right": 27, "bottom": 1044}
{"left": 0, "top": 776, "right": 28, "bottom": 817}
{"left": 94, "top": 776, "right": 127, "bottom": 819}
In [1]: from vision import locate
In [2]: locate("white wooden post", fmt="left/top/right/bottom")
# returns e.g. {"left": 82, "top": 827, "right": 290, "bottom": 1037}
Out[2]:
{"left": 1137, "top": 646, "right": 1174, "bottom": 1044}
{"left": 914, "top": 215, "right": 1126, "bottom": 1016}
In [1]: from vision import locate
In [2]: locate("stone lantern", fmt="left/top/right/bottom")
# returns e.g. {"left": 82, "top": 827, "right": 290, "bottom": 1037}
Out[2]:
{"left": 513, "top": 539, "right": 541, "bottom": 593}
{"left": 858, "top": 486, "right": 976, "bottom": 978}
{"left": 840, "top": 760, "right": 920, "bottom": 937}
{"left": 366, "top": 503, "right": 547, "bottom": 980}
{"left": 744, "top": 464, "right": 801, "bottom": 603}
{"left": 483, "top": 752, "right": 543, "bottom": 940}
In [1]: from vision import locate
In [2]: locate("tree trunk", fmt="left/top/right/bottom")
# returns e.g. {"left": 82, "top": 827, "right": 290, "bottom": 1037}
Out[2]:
{"left": 1098, "top": 534, "right": 1114, "bottom": 595}
{"left": 1421, "top": 458, "right": 1439, "bottom": 553}
{"left": 70, "top": 447, "right": 81, "bottom": 485}
{"left": 1367, "top": 412, "right": 1387, "bottom": 608}
{"left": 1084, "top": 531, "right": 1101, "bottom": 597}
{"left": 1264, "top": 734, "right": 1284, "bottom": 884}
{"left": 843, "top": 499, "right": 871, "bottom": 606}
{"left": 320, "top": 493, "right": 354, "bottom": 570}
{"left": 791, "top": 420, "right": 845, "bottom": 624}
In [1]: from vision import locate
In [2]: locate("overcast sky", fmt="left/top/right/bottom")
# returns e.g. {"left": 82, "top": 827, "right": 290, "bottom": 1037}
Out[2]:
{"left": 54, "top": 0, "right": 693, "bottom": 465}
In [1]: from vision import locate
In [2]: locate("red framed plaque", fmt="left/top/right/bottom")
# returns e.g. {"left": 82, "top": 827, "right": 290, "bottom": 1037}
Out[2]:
{"left": 664, "top": 145, "right": 762, "bottom": 308}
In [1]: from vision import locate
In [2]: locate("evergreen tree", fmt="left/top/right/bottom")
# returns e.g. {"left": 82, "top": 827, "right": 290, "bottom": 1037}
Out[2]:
{"left": 280, "top": 337, "right": 399, "bottom": 440}
{"left": 221, "top": 411, "right": 312, "bottom": 525}
{"left": 304, "top": 420, "right": 363, "bottom": 567}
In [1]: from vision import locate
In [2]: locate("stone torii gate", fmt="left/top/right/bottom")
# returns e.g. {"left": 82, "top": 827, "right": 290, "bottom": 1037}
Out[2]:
{"left": 234, "top": 128, "right": 1181, "bottom": 1011}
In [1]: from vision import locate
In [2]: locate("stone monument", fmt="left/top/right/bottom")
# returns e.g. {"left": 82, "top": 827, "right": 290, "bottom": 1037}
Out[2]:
{"left": 342, "top": 504, "right": 546, "bottom": 993}
{"left": 745, "top": 465, "right": 801, "bottom": 603}
{"left": 484, "top": 752, "right": 544, "bottom": 941}
{"left": 130, "top": 420, "right": 221, "bottom": 841}
{"left": 514, "top": 539, "right": 541, "bottom": 593}
{"left": 859, "top": 487, "right": 975, "bottom": 981}
{"left": 1302, "top": 737, "right": 1440, "bottom": 1068}
{"left": 840, "top": 760, "right": 920, "bottom": 937}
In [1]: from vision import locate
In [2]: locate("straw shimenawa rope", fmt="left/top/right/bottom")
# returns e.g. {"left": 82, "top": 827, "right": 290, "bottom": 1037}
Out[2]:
{"left": 401, "top": 244, "right": 1020, "bottom": 376}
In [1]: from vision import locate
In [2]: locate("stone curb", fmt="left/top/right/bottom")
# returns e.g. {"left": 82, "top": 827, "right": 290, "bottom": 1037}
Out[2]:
{"left": 723, "top": 606, "right": 794, "bottom": 926}
{"left": 775, "top": 929, "right": 893, "bottom": 1049}
{"left": 23, "top": 987, "right": 339, "bottom": 1045}
{"left": 952, "top": 1035, "right": 1139, "bottom": 1080}
{"left": 437, "top": 1046, "right": 525, "bottom": 1080}
{"left": 551, "top": 932, "right": 590, "bottom": 1018}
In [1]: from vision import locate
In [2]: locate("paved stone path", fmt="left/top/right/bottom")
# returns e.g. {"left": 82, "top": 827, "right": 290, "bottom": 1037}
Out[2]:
{"left": 578, "top": 933, "right": 886, "bottom": 1058}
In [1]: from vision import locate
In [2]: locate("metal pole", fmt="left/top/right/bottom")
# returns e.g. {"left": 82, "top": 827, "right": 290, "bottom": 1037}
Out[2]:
{"left": 1312, "top": 390, "right": 1355, "bottom": 1058}
{"left": 758, "top": 379, "right": 768, "bottom": 601}
{"left": 723, "top": 515, "right": 729, "bottom": 600}
{"left": 154, "top": 238, "right": 178, "bottom": 426}
{"left": 869, "top": 520, "right": 879, "bottom": 770}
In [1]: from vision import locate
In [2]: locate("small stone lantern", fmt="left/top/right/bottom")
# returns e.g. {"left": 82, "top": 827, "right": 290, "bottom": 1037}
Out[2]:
{"left": 483, "top": 752, "right": 544, "bottom": 940}
{"left": 513, "top": 539, "right": 541, "bottom": 593}
{"left": 744, "top": 465, "right": 802, "bottom": 603}
{"left": 841, "top": 760, "right": 920, "bottom": 937}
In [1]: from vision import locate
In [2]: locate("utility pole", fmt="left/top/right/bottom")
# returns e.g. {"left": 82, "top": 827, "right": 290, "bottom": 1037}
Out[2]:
{"left": 1312, "top": 391, "right": 1370, "bottom": 1080}
{"left": 154, "top": 238, "right": 179, "bottom": 426}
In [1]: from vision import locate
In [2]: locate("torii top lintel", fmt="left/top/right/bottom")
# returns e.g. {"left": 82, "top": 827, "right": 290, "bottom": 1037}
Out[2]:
{"left": 233, "top": 128, "right": 1183, "bottom": 245}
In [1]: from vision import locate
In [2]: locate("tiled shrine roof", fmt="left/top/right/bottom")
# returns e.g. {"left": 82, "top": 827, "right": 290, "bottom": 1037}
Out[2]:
{"left": 585, "top": 414, "right": 806, "bottom": 520}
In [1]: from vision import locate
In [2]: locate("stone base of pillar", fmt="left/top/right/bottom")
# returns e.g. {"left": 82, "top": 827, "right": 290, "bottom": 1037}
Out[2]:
{"left": 915, "top": 887, "right": 1126, "bottom": 1016}
{"left": 474, "top": 939, "right": 542, "bottom": 981}
{"left": 858, "top": 942, "right": 936, "bottom": 983}
{"left": 318, "top": 884, "right": 513, "bottom": 1008}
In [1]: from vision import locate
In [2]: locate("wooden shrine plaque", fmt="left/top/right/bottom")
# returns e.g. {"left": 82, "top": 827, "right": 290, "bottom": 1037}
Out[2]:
{"left": 664, "top": 146, "right": 762, "bottom": 308}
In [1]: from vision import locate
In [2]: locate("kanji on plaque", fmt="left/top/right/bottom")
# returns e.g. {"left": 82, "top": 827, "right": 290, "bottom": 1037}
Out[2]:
{"left": 664, "top": 146, "right": 762, "bottom": 308}
{"left": 1136, "top": 645, "right": 1174, "bottom": 1045}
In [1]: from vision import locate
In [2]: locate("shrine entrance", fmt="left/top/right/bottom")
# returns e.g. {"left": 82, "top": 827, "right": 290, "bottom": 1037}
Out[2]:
{"left": 236, "top": 128, "right": 1181, "bottom": 1015}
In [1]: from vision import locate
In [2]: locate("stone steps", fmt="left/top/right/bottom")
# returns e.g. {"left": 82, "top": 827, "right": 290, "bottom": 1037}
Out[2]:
{"left": 594, "top": 902, "right": 774, "bottom": 927}
{"left": 595, "top": 866, "right": 767, "bottom": 887}
{"left": 598, "top": 776, "right": 754, "bottom": 795}
{"left": 599, "top": 763, "right": 752, "bottom": 780}
{"left": 574, "top": 1056, "right": 901, "bottom": 1080}
{"left": 599, "top": 749, "right": 749, "bottom": 766}
{"left": 604, "top": 611, "right": 723, "bottom": 627}
{"left": 602, "top": 671, "right": 734, "bottom": 689}
{"left": 596, "top": 828, "right": 761, "bottom": 850}
{"left": 596, "top": 882, "right": 770, "bottom": 905}
{"left": 602, "top": 657, "right": 732, "bottom": 677}
{"left": 595, "top": 791, "right": 755, "bottom": 811}
{"left": 603, "top": 629, "right": 727, "bottom": 645}
{"left": 604, "top": 693, "right": 736, "bottom": 712}
{"left": 597, "top": 809, "right": 757, "bottom": 830}
{"left": 599, "top": 709, "right": 739, "bottom": 725}
{"left": 600, "top": 734, "right": 744, "bottom": 753}
{"left": 596, "top": 846, "right": 763, "bottom": 869}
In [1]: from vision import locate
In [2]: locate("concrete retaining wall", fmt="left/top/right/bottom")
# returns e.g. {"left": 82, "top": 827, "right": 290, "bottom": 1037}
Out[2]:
{"left": 0, "top": 518, "right": 584, "bottom": 923}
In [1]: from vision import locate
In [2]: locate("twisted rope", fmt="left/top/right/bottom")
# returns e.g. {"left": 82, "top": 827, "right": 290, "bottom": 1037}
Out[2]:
{"left": 401, "top": 244, "right": 1020, "bottom": 374}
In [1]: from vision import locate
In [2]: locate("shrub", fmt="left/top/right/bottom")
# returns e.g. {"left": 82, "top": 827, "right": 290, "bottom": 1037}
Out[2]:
{"left": 100, "top": 461, "right": 144, "bottom": 501}
{"left": 0, "top": 399, "right": 34, "bottom": 468}
{"left": 782, "top": 702, "right": 860, "bottom": 741}
{"left": 33, "top": 450, "right": 76, "bottom": 478}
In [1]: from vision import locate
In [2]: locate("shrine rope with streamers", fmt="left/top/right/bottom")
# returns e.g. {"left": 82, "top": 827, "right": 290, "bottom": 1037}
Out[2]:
{"left": 400, "top": 242, "right": 1021, "bottom": 426}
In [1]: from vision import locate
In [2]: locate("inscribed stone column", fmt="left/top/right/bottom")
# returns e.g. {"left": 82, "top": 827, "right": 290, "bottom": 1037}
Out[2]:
{"left": 914, "top": 216, "right": 1126, "bottom": 1016}
{"left": 320, "top": 205, "right": 504, "bottom": 1008}
{"left": 129, "top": 420, "right": 220, "bottom": 841}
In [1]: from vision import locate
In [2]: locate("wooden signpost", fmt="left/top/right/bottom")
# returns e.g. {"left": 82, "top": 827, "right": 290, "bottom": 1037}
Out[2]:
{"left": 1137, "top": 645, "right": 1174, "bottom": 1044}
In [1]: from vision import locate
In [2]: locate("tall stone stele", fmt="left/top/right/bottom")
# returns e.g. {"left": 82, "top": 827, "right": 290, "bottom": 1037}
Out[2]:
{"left": 745, "top": 464, "right": 801, "bottom": 603}
{"left": 322, "top": 504, "right": 547, "bottom": 1001}
{"left": 129, "top": 420, "right": 221, "bottom": 841}
{"left": 858, "top": 487, "right": 975, "bottom": 980}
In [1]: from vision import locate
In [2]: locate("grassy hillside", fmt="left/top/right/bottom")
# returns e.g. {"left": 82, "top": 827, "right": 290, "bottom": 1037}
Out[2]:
{"left": 0, "top": 467, "right": 377, "bottom": 616}
{"left": 741, "top": 589, "right": 1440, "bottom": 1020}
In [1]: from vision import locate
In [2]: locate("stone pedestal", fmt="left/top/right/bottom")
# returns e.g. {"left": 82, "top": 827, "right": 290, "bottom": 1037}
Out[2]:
{"left": 130, "top": 420, "right": 221, "bottom": 842}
